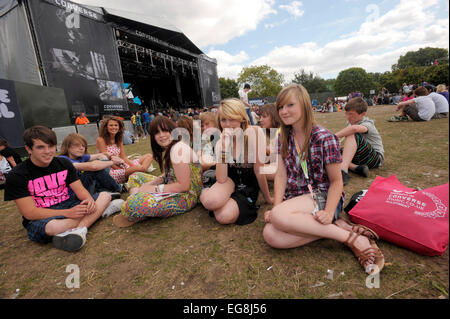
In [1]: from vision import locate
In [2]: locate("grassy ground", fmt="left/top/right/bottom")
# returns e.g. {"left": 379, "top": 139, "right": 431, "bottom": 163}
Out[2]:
{"left": 0, "top": 105, "right": 448, "bottom": 299}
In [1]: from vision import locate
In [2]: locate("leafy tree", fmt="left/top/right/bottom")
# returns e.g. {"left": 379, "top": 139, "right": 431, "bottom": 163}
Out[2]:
{"left": 237, "top": 65, "right": 284, "bottom": 98}
{"left": 292, "top": 69, "right": 329, "bottom": 93}
{"left": 324, "top": 78, "right": 336, "bottom": 92}
{"left": 334, "top": 67, "right": 375, "bottom": 96}
{"left": 219, "top": 77, "right": 239, "bottom": 99}
{"left": 392, "top": 47, "right": 449, "bottom": 70}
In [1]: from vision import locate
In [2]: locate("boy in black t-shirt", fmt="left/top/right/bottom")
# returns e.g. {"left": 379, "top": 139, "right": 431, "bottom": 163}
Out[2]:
{"left": 4, "top": 126, "right": 115, "bottom": 252}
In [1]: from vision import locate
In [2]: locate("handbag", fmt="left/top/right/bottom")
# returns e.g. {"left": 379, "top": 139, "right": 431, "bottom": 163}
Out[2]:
{"left": 347, "top": 175, "right": 449, "bottom": 256}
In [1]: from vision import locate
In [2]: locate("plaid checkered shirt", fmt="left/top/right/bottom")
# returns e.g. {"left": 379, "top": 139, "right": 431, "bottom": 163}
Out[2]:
{"left": 278, "top": 124, "right": 343, "bottom": 200}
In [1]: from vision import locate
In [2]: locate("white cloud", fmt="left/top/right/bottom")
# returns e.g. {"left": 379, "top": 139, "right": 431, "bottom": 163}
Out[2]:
{"left": 279, "top": 1, "right": 304, "bottom": 18}
{"left": 243, "top": 0, "right": 449, "bottom": 81}
{"left": 73, "top": 0, "right": 277, "bottom": 47}
{"left": 207, "top": 50, "right": 250, "bottom": 79}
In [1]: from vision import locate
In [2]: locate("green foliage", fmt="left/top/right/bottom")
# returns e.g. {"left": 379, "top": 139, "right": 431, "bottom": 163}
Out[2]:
{"left": 292, "top": 69, "right": 329, "bottom": 93}
{"left": 393, "top": 47, "right": 449, "bottom": 70}
{"left": 334, "top": 67, "right": 374, "bottom": 96}
{"left": 219, "top": 77, "right": 239, "bottom": 99}
{"left": 237, "top": 65, "right": 284, "bottom": 98}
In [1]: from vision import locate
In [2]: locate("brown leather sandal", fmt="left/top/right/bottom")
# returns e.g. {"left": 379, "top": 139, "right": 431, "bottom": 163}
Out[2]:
{"left": 336, "top": 218, "right": 379, "bottom": 240}
{"left": 343, "top": 232, "right": 385, "bottom": 275}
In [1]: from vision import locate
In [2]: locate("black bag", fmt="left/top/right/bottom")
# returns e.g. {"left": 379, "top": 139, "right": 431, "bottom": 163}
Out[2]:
{"left": 343, "top": 189, "right": 368, "bottom": 213}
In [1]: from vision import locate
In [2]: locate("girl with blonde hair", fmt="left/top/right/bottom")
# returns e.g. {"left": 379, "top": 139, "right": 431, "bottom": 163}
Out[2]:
{"left": 59, "top": 133, "right": 124, "bottom": 196}
{"left": 200, "top": 98, "right": 272, "bottom": 226}
{"left": 263, "top": 84, "right": 384, "bottom": 275}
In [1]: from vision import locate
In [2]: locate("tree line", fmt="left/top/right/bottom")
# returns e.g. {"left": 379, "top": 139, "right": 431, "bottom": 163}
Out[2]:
{"left": 219, "top": 47, "right": 449, "bottom": 99}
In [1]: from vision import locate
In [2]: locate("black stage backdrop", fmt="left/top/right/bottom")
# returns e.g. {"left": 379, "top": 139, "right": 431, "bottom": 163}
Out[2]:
{"left": 27, "top": 0, "right": 127, "bottom": 121}
{"left": 0, "top": 78, "right": 26, "bottom": 148}
{"left": 197, "top": 55, "right": 221, "bottom": 107}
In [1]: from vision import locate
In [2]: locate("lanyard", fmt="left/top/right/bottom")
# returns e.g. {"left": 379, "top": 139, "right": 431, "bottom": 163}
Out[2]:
{"left": 293, "top": 137, "right": 314, "bottom": 196}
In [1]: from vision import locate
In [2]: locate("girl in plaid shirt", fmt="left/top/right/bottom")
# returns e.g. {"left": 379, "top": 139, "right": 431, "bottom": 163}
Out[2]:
{"left": 262, "top": 84, "right": 384, "bottom": 275}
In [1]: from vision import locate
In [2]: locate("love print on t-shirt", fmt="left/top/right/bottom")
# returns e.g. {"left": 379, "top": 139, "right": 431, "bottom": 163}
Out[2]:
{"left": 27, "top": 170, "right": 70, "bottom": 208}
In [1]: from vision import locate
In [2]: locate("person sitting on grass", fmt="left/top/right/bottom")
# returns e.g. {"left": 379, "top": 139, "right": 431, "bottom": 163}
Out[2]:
{"left": 424, "top": 85, "right": 449, "bottom": 119}
{"left": 96, "top": 116, "right": 153, "bottom": 185}
{"left": 388, "top": 86, "right": 435, "bottom": 122}
{"left": 3, "top": 126, "right": 118, "bottom": 252}
{"left": 112, "top": 116, "right": 203, "bottom": 228}
{"left": 0, "top": 152, "right": 13, "bottom": 190}
{"left": 59, "top": 133, "right": 125, "bottom": 198}
{"left": 0, "top": 137, "right": 23, "bottom": 168}
{"left": 258, "top": 103, "right": 281, "bottom": 182}
{"left": 198, "top": 111, "right": 220, "bottom": 188}
{"left": 335, "top": 97, "right": 384, "bottom": 185}
{"left": 199, "top": 98, "right": 273, "bottom": 226}
{"left": 262, "top": 84, "right": 384, "bottom": 276}
{"left": 436, "top": 84, "right": 449, "bottom": 104}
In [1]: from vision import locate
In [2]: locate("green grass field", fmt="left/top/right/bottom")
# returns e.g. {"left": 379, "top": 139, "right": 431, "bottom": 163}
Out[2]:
{"left": 0, "top": 104, "right": 448, "bottom": 299}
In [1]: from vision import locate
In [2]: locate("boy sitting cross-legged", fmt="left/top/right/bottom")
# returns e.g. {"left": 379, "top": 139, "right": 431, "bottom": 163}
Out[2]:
{"left": 335, "top": 97, "right": 385, "bottom": 185}
{"left": 4, "top": 126, "right": 115, "bottom": 252}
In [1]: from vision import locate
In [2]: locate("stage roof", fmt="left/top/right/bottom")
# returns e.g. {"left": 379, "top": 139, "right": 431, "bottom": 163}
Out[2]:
{"left": 72, "top": 1, "right": 204, "bottom": 56}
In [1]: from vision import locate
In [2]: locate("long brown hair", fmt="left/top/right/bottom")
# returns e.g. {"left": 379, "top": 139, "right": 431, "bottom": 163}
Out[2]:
{"left": 176, "top": 116, "right": 193, "bottom": 144}
{"left": 276, "top": 84, "right": 316, "bottom": 159}
{"left": 60, "top": 133, "right": 88, "bottom": 157}
{"left": 98, "top": 116, "right": 124, "bottom": 145}
{"left": 149, "top": 116, "right": 178, "bottom": 174}
{"left": 259, "top": 103, "right": 280, "bottom": 129}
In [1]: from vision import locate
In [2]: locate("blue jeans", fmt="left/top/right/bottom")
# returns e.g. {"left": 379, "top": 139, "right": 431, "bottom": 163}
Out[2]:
{"left": 80, "top": 169, "right": 121, "bottom": 195}
{"left": 142, "top": 122, "right": 149, "bottom": 135}
{"left": 245, "top": 107, "right": 255, "bottom": 125}
{"left": 24, "top": 192, "right": 100, "bottom": 243}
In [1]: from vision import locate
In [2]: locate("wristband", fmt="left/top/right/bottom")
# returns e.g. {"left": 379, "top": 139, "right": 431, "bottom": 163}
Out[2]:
{"left": 157, "top": 184, "right": 165, "bottom": 192}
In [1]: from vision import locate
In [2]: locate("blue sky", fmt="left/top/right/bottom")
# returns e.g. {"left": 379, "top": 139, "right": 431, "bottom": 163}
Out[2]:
{"left": 75, "top": 0, "right": 449, "bottom": 82}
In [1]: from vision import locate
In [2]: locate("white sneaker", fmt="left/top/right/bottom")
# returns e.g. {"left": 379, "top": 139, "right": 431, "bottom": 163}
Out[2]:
{"left": 102, "top": 199, "right": 124, "bottom": 218}
{"left": 52, "top": 227, "right": 87, "bottom": 252}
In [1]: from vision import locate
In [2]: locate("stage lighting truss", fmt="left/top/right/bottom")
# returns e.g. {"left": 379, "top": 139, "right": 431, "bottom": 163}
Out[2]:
{"left": 116, "top": 39, "right": 198, "bottom": 75}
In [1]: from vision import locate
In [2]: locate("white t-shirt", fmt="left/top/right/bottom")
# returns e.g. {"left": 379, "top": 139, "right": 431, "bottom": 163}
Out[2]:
{"left": 251, "top": 111, "right": 259, "bottom": 123}
{"left": 428, "top": 92, "right": 449, "bottom": 114}
{"left": 238, "top": 88, "right": 249, "bottom": 107}
{"left": 414, "top": 96, "right": 436, "bottom": 121}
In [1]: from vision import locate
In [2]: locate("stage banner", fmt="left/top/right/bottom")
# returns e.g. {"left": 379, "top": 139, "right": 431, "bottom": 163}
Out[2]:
{"left": 198, "top": 55, "right": 221, "bottom": 107}
{"left": 0, "top": 78, "right": 26, "bottom": 148}
{"left": 27, "top": 0, "right": 127, "bottom": 121}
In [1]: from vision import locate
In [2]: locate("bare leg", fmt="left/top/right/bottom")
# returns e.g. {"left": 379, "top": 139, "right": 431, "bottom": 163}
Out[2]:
{"left": 200, "top": 178, "right": 235, "bottom": 211}
{"left": 77, "top": 192, "right": 111, "bottom": 228}
{"left": 264, "top": 194, "right": 374, "bottom": 255}
{"left": 213, "top": 198, "right": 239, "bottom": 224}
{"left": 45, "top": 192, "right": 111, "bottom": 235}
{"left": 341, "top": 134, "right": 357, "bottom": 172}
{"left": 138, "top": 154, "right": 153, "bottom": 171}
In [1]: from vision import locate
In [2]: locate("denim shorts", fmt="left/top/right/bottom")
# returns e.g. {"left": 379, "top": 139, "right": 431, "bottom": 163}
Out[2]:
{"left": 24, "top": 193, "right": 99, "bottom": 244}
{"left": 333, "top": 198, "right": 344, "bottom": 222}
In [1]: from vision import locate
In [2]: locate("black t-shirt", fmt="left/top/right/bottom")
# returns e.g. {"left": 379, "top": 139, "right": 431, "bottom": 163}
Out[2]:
{"left": 0, "top": 147, "right": 22, "bottom": 165}
{"left": 4, "top": 157, "right": 79, "bottom": 208}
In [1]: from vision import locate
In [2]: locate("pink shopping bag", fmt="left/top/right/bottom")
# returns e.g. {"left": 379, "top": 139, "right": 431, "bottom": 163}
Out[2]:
{"left": 348, "top": 175, "right": 449, "bottom": 256}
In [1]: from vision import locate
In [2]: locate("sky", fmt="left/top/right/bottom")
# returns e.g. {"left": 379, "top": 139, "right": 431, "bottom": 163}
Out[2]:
{"left": 73, "top": 0, "right": 449, "bottom": 83}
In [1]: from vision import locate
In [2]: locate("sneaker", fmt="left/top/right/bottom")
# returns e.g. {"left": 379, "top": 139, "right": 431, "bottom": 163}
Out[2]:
{"left": 102, "top": 199, "right": 124, "bottom": 218}
{"left": 341, "top": 170, "right": 350, "bottom": 186}
{"left": 52, "top": 227, "right": 87, "bottom": 252}
{"left": 109, "top": 192, "right": 121, "bottom": 200}
{"left": 353, "top": 165, "right": 369, "bottom": 178}
{"left": 120, "top": 183, "right": 128, "bottom": 193}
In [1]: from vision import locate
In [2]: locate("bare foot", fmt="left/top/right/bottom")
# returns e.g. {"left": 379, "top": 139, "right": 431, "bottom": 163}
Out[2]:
{"left": 352, "top": 234, "right": 375, "bottom": 269}
{"left": 335, "top": 218, "right": 353, "bottom": 232}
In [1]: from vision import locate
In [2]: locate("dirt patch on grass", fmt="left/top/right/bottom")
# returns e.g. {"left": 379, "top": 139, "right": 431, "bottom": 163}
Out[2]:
{"left": 0, "top": 105, "right": 448, "bottom": 299}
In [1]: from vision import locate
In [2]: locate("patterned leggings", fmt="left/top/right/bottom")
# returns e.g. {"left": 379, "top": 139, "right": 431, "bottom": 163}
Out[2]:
{"left": 121, "top": 172, "right": 197, "bottom": 222}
